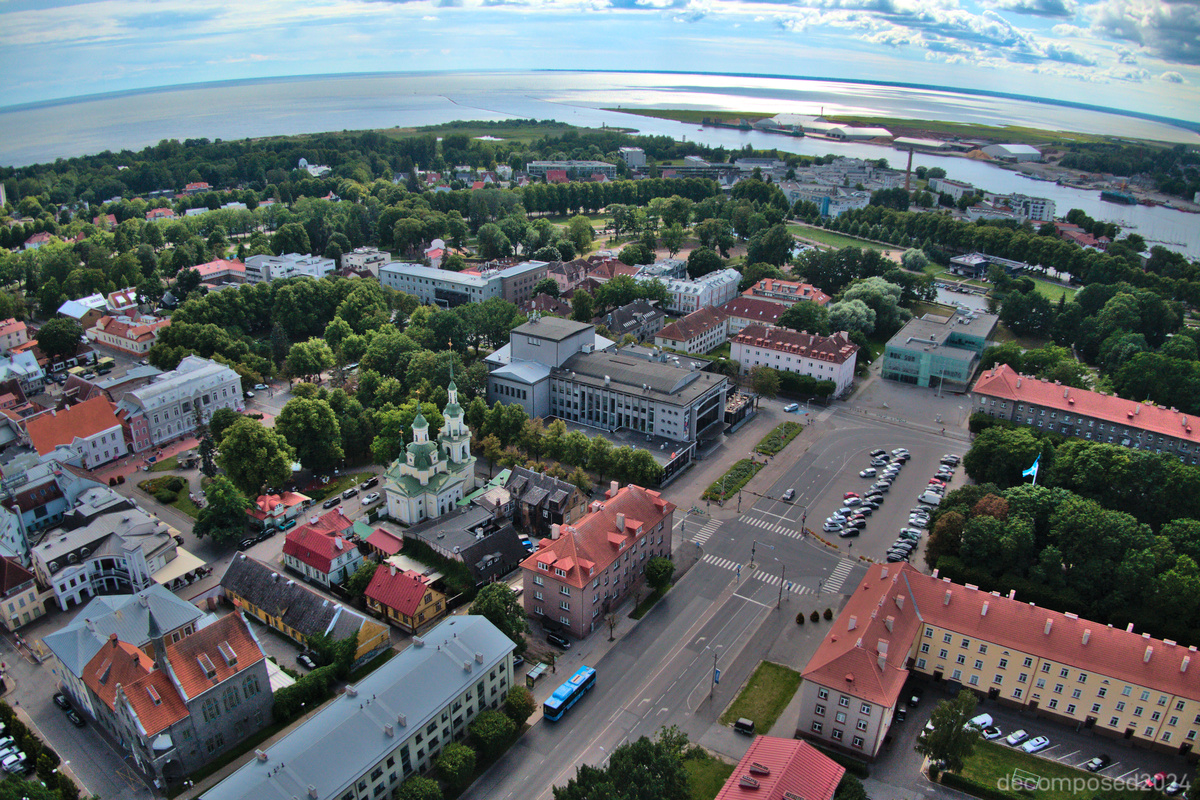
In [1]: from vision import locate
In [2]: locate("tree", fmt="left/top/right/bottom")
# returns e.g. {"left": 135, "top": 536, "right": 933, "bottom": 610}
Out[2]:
{"left": 198, "top": 435, "right": 217, "bottom": 477}
{"left": 778, "top": 301, "right": 830, "bottom": 336}
{"left": 571, "top": 290, "right": 595, "bottom": 322}
{"left": 962, "top": 426, "right": 1045, "bottom": 488}
{"left": 533, "top": 277, "right": 560, "bottom": 298}
{"left": 746, "top": 224, "right": 794, "bottom": 266}
{"left": 660, "top": 224, "right": 686, "bottom": 257}
{"left": 554, "top": 733, "right": 690, "bottom": 800}
{"left": 216, "top": 417, "right": 296, "bottom": 497}
{"left": 477, "top": 223, "right": 512, "bottom": 259}
{"left": 35, "top": 317, "right": 82, "bottom": 366}
{"left": 286, "top": 337, "right": 335, "bottom": 382}
{"left": 470, "top": 582, "right": 530, "bottom": 653}
{"left": 271, "top": 223, "right": 311, "bottom": 255}
{"left": 834, "top": 775, "right": 868, "bottom": 800}
{"left": 469, "top": 709, "right": 516, "bottom": 758}
{"left": 481, "top": 434, "right": 504, "bottom": 478}
{"left": 209, "top": 407, "right": 242, "bottom": 444}
{"left": 645, "top": 556, "right": 674, "bottom": 591}
{"left": 841, "top": 276, "right": 905, "bottom": 336}
{"left": 566, "top": 215, "right": 595, "bottom": 254}
{"left": 276, "top": 398, "right": 344, "bottom": 472}
{"left": 901, "top": 248, "right": 929, "bottom": 271}
{"left": 827, "top": 299, "right": 876, "bottom": 336}
{"left": 618, "top": 243, "right": 653, "bottom": 266}
{"left": 394, "top": 776, "right": 442, "bottom": 800}
{"left": 568, "top": 466, "right": 593, "bottom": 495}
{"left": 345, "top": 560, "right": 378, "bottom": 598}
{"left": 436, "top": 742, "right": 476, "bottom": 792}
{"left": 750, "top": 366, "right": 780, "bottom": 398}
{"left": 685, "top": 247, "right": 724, "bottom": 279}
{"left": 504, "top": 686, "right": 536, "bottom": 725}
{"left": 914, "top": 689, "right": 981, "bottom": 774}
{"left": 193, "top": 476, "right": 250, "bottom": 542}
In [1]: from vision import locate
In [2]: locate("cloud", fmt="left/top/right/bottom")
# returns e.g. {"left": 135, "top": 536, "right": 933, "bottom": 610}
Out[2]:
{"left": 1160, "top": 70, "right": 1184, "bottom": 83}
{"left": 1088, "top": 0, "right": 1200, "bottom": 65}
{"left": 982, "top": 0, "right": 1076, "bottom": 17}
{"left": 1051, "top": 22, "right": 1086, "bottom": 35}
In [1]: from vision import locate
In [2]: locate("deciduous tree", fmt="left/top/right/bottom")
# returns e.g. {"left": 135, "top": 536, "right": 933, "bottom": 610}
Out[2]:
{"left": 216, "top": 417, "right": 295, "bottom": 497}
{"left": 193, "top": 476, "right": 250, "bottom": 543}
{"left": 276, "top": 397, "right": 344, "bottom": 473}
{"left": 914, "top": 689, "right": 981, "bottom": 774}
{"left": 470, "top": 582, "right": 529, "bottom": 653}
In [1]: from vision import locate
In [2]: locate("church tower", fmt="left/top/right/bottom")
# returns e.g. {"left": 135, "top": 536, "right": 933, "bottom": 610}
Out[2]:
{"left": 438, "top": 368, "right": 477, "bottom": 490}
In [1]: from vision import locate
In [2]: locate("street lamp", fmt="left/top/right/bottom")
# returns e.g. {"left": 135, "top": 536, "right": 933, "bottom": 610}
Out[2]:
{"left": 710, "top": 645, "right": 722, "bottom": 699}
{"left": 774, "top": 557, "right": 786, "bottom": 608}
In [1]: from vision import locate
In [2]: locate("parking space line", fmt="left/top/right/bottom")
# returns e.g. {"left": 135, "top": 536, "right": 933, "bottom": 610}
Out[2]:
{"left": 1056, "top": 749, "right": 1080, "bottom": 761}
{"left": 1115, "top": 767, "right": 1138, "bottom": 781}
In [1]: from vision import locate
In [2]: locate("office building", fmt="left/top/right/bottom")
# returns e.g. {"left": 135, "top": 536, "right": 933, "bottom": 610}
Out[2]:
{"left": 881, "top": 310, "right": 998, "bottom": 390}
{"left": 973, "top": 364, "right": 1200, "bottom": 464}
{"left": 521, "top": 483, "right": 674, "bottom": 639}
{"left": 379, "top": 261, "right": 548, "bottom": 308}
{"left": 526, "top": 160, "right": 617, "bottom": 180}
{"left": 927, "top": 178, "right": 977, "bottom": 201}
{"left": 657, "top": 269, "right": 741, "bottom": 315}
{"left": 341, "top": 248, "right": 391, "bottom": 275}
{"left": 201, "top": 616, "right": 515, "bottom": 800}
{"left": 948, "top": 252, "right": 1027, "bottom": 280}
{"left": 800, "top": 562, "right": 1200, "bottom": 759}
{"left": 244, "top": 253, "right": 336, "bottom": 283}
{"left": 116, "top": 356, "right": 243, "bottom": 451}
{"left": 618, "top": 147, "right": 645, "bottom": 169}
{"left": 730, "top": 324, "right": 859, "bottom": 396}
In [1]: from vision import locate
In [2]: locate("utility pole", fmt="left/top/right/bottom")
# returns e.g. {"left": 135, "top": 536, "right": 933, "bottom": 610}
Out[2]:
{"left": 777, "top": 562, "right": 786, "bottom": 608}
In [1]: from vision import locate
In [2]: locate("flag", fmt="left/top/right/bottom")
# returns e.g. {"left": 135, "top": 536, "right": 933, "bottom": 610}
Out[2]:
{"left": 1021, "top": 456, "right": 1040, "bottom": 480}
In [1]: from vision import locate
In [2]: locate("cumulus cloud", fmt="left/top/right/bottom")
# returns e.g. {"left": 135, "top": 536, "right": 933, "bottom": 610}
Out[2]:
{"left": 1088, "top": 0, "right": 1200, "bottom": 65}
{"left": 982, "top": 0, "right": 1076, "bottom": 18}
{"left": 1159, "top": 70, "right": 1184, "bottom": 83}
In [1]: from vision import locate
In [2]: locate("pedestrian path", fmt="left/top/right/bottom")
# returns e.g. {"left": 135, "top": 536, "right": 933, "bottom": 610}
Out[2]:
{"left": 692, "top": 518, "right": 722, "bottom": 545}
{"left": 823, "top": 559, "right": 856, "bottom": 595}
{"left": 742, "top": 514, "right": 805, "bottom": 540}
{"left": 699, "top": 554, "right": 811, "bottom": 594}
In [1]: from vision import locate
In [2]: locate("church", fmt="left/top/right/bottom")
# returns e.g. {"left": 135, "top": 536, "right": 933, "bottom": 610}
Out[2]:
{"left": 383, "top": 377, "right": 478, "bottom": 525}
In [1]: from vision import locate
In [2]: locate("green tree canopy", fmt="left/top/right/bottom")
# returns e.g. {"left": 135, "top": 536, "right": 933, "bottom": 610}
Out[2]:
{"left": 216, "top": 417, "right": 296, "bottom": 497}
{"left": 276, "top": 397, "right": 344, "bottom": 472}
{"left": 35, "top": 317, "right": 82, "bottom": 365}
{"left": 436, "top": 742, "right": 476, "bottom": 791}
{"left": 193, "top": 476, "right": 251, "bottom": 542}
{"left": 470, "top": 582, "right": 530, "bottom": 654}
{"left": 914, "top": 689, "right": 981, "bottom": 774}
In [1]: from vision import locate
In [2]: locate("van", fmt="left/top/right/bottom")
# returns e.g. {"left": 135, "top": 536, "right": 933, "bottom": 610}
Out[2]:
{"left": 966, "top": 713, "right": 994, "bottom": 730}
{"left": 783, "top": 403, "right": 799, "bottom": 413}
{"left": 918, "top": 491, "right": 943, "bottom": 506}
{"left": 734, "top": 718, "right": 755, "bottom": 735}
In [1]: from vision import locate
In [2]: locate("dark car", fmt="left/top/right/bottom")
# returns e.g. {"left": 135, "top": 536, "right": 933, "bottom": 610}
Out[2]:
{"left": 869, "top": 483, "right": 890, "bottom": 494}
{"left": 838, "top": 528, "right": 861, "bottom": 539}
{"left": 323, "top": 496, "right": 341, "bottom": 509}
{"left": 1083, "top": 755, "right": 1112, "bottom": 772}
{"left": 237, "top": 538, "right": 256, "bottom": 551}
{"left": 297, "top": 653, "right": 318, "bottom": 670}
{"left": 360, "top": 476, "right": 380, "bottom": 491}
{"left": 896, "top": 706, "right": 908, "bottom": 722}
{"left": 513, "top": 654, "right": 525, "bottom": 668}
{"left": 342, "top": 487, "right": 359, "bottom": 500}
{"left": 547, "top": 632, "right": 571, "bottom": 649}
{"left": 855, "top": 505, "right": 873, "bottom": 517}
{"left": 53, "top": 692, "right": 72, "bottom": 711}
{"left": 65, "top": 710, "right": 85, "bottom": 728}
{"left": 908, "top": 687, "right": 923, "bottom": 707}
{"left": 869, "top": 449, "right": 887, "bottom": 458}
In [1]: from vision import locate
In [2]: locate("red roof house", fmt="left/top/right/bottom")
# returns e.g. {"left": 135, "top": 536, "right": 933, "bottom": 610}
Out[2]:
{"left": 715, "top": 737, "right": 845, "bottom": 800}
{"left": 25, "top": 396, "right": 128, "bottom": 469}
{"left": 281, "top": 508, "right": 363, "bottom": 586}
{"left": 546, "top": 169, "right": 569, "bottom": 184}
{"left": 23, "top": 232, "right": 52, "bottom": 250}
{"left": 246, "top": 491, "right": 312, "bottom": 527}
{"left": 363, "top": 565, "right": 447, "bottom": 633}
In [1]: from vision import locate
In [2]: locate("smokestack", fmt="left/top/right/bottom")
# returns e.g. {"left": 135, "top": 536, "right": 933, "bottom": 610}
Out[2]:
{"left": 1182, "top": 657, "right": 1191, "bottom": 673}
{"left": 1082, "top": 629, "right": 1091, "bottom": 645}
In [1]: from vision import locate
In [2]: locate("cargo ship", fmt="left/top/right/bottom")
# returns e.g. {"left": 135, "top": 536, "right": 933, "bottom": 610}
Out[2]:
{"left": 1100, "top": 189, "right": 1137, "bottom": 205}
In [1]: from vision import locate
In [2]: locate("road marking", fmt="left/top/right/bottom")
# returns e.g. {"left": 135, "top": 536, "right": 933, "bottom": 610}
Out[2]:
{"left": 1115, "top": 767, "right": 1138, "bottom": 781}
{"left": 823, "top": 559, "right": 857, "bottom": 594}
{"left": 690, "top": 519, "right": 721, "bottom": 545}
{"left": 1057, "top": 749, "right": 1080, "bottom": 761}
{"left": 752, "top": 571, "right": 810, "bottom": 593}
{"left": 701, "top": 554, "right": 743, "bottom": 572}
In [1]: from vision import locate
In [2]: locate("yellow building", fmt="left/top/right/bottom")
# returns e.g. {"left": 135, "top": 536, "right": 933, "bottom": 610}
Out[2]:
{"left": 800, "top": 563, "right": 1200, "bottom": 759}
{"left": 363, "top": 565, "right": 447, "bottom": 634}
{"left": 0, "top": 557, "right": 44, "bottom": 631}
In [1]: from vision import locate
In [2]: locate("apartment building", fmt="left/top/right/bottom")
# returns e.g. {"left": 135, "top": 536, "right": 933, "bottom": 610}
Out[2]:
{"left": 730, "top": 324, "right": 859, "bottom": 395}
{"left": 521, "top": 483, "right": 675, "bottom": 639}
{"left": 341, "top": 248, "right": 391, "bottom": 275}
{"left": 0, "top": 557, "right": 43, "bottom": 631}
{"left": 800, "top": 563, "right": 1200, "bottom": 760}
{"left": 116, "top": 356, "right": 242, "bottom": 451}
{"left": 379, "top": 261, "right": 548, "bottom": 307}
{"left": 87, "top": 315, "right": 171, "bottom": 355}
{"left": 973, "top": 364, "right": 1200, "bottom": 464}
{"left": 720, "top": 297, "right": 785, "bottom": 334}
{"left": 657, "top": 269, "right": 741, "bottom": 315}
{"left": 618, "top": 147, "right": 646, "bottom": 169}
{"left": 599, "top": 299, "right": 667, "bottom": 343}
{"left": 281, "top": 508, "right": 363, "bottom": 587}
{"left": 0, "top": 455, "right": 103, "bottom": 549}
{"left": 25, "top": 396, "right": 129, "bottom": 469}
{"left": 526, "top": 160, "right": 617, "bottom": 180}
{"left": 927, "top": 177, "right": 977, "bottom": 201}
{"left": 0, "top": 319, "right": 28, "bottom": 356}
{"left": 654, "top": 306, "right": 730, "bottom": 355}
{"left": 202, "top": 616, "right": 515, "bottom": 800}
{"left": 244, "top": 253, "right": 335, "bottom": 283}
{"left": 881, "top": 310, "right": 998, "bottom": 390}
{"left": 741, "top": 278, "right": 830, "bottom": 307}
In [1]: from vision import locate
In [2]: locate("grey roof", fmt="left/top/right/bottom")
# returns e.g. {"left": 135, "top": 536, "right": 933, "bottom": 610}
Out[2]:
{"left": 556, "top": 351, "right": 728, "bottom": 407}
{"left": 405, "top": 506, "right": 492, "bottom": 556}
{"left": 220, "top": 556, "right": 373, "bottom": 643}
{"left": 504, "top": 467, "right": 578, "bottom": 513}
{"left": 202, "top": 616, "right": 515, "bottom": 800}
{"left": 459, "top": 525, "right": 529, "bottom": 584}
{"left": 887, "top": 311, "right": 999, "bottom": 352}
{"left": 33, "top": 502, "right": 173, "bottom": 567}
{"left": 603, "top": 299, "right": 665, "bottom": 335}
{"left": 43, "top": 585, "right": 203, "bottom": 677}
{"left": 489, "top": 361, "right": 551, "bottom": 385}
{"left": 513, "top": 316, "right": 592, "bottom": 342}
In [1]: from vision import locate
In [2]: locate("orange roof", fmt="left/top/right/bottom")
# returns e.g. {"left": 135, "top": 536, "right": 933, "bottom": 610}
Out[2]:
{"left": 972, "top": 364, "right": 1200, "bottom": 446}
{"left": 0, "top": 319, "right": 27, "bottom": 338}
{"left": 192, "top": 258, "right": 246, "bottom": 279}
{"left": 94, "top": 315, "right": 170, "bottom": 343}
{"left": 166, "top": 612, "right": 264, "bottom": 701}
{"left": 282, "top": 509, "right": 356, "bottom": 573}
{"left": 719, "top": 297, "right": 784, "bottom": 325}
{"left": 742, "top": 278, "right": 831, "bottom": 306}
{"left": 715, "top": 737, "right": 844, "bottom": 800}
{"left": 123, "top": 668, "right": 190, "bottom": 736}
{"left": 656, "top": 306, "right": 729, "bottom": 343}
{"left": 364, "top": 566, "right": 433, "bottom": 616}
{"left": 246, "top": 491, "right": 311, "bottom": 520}
{"left": 733, "top": 324, "right": 859, "bottom": 365}
{"left": 25, "top": 396, "right": 122, "bottom": 455}
{"left": 520, "top": 485, "right": 675, "bottom": 589}
{"left": 365, "top": 528, "right": 404, "bottom": 556}
{"left": 83, "top": 635, "right": 155, "bottom": 712}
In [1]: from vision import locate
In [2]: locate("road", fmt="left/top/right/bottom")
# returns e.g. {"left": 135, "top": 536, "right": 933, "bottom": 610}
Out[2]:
{"left": 465, "top": 407, "right": 965, "bottom": 799}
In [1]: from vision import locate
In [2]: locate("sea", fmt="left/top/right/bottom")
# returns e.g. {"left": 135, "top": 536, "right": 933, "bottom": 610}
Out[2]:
{"left": 2, "top": 70, "right": 1198, "bottom": 257}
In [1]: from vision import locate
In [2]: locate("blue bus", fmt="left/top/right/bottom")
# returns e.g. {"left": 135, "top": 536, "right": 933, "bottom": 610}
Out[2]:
{"left": 543, "top": 666, "right": 596, "bottom": 721}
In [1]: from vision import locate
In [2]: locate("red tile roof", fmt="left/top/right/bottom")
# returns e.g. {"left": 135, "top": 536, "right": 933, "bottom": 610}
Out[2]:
{"left": 93, "top": 315, "right": 170, "bottom": 344}
{"left": 587, "top": 260, "right": 639, "bottom": 282}
{"left": 365, "top": 528, "right": 404, "bottom": 556}
{"left": 742, "top": 278, "right": 831, "bottom": 306}
{"left": 521, "top": 484, "right": 675, "bottom": 589}
{"left": 733, "top": 324, "right": 859, "bottom": 365}
{"left": 656, "top": 306, "right": 729, "bottom": 343}
{"left": 0, "top": 557, "right": 34, "bottom": 597}
{"left": 546, "top": 170, "right": 568, "bottom": 184}
{"left": 93, "top": 214, "right": 118, "bottom": 227}
{"left": 0, "top": 319, "right": 26, "bottom": 338}
{"left": 24, "top": 232, "right": 51, "bottom": 246}
{"left": 123, "top": 668, "right": 190, "bottom": 735}
{"left": 84, "top": 635, "right": 155, "bottom": 712}
{"left": 521, "top": 294, "right": 573, "bottom": 317}
{"left": 191, "top": 259, "right": 245, "bottom": 279}
{"left": 972, "top": 364, "right": 1200, "bottom": 446}
{"left": 146, "top": 208, "right": 176, "bottom": 220}
{"left": 246, "top": 491, "right": 310, "bottom": 521}
{"left": 715, "top": 737, "right": 845, "bottom": 800}
{"left": 364, "top": 566, "right": 433, "bottom": 616}
{"left": 25, "top": 396, "right": 123, "bottom": 455}
{"left": 719, "top": 297, "right": 784, "bottom": 326}
{"left": 166, "top": 612, "right": 265, "bottom": 701}
{"left": 282, "top": 508, "right": 356, "bottom": 573}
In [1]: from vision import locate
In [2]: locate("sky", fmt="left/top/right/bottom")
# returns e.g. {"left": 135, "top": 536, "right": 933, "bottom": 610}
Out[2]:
{"left": 0, "top": 0, "right": 1197, "bottom": 122}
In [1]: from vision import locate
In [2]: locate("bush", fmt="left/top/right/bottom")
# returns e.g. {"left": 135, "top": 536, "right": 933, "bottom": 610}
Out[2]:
{"left": 272, "top": 664, "right": 340, "bottom": 722}
{"left": 504, "top": 686, "right": 536, "bottom": 725}
{"left": 810, "top": 610, "right": 820, "bottom": 622}
{"left": 154, "top": 489, "right": 178, "bottom": 504}
{"left": 701, "top": 458, "right": 764, "bottom": 502}
{"left": 796, "top": 612, "right": 805, "bottom": 625}
{"left": 167, "top": 476, "right": 185, "bottom": 492}
{"left": 823, "top": 608, "right": 833, "bottom": 620}
{"left": 436, "top": 742, "right": 476, "bottom": 791}
{"left": 754, "top": 422, "right": 804, "bottom": 456}
{"left": 469, "top": 709, "right": 516, "bottom": 759}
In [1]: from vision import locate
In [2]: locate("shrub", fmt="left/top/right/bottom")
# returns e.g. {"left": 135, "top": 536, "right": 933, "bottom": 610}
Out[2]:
{"left": 436, "top": 742, "right": 476, "bottom": 791}
{"left": 469, "top": 709, "right": 516, "bottom": 759}
{"left": 824, "top": 608, "right": 833, "bottom": 620}
{"left": 810, "top": 610, "right": 820, "bottom": 622}
{"left": 117, "top": 474, "right": 125, "bottom": 484}
{"left": 796, "top": 612, "right": 805, "bottom": 625}
{"left": 504, "top": 686, "right": 536, "bottom": 725}
{"left": 154, "top": 489, "right": 178, "bottom": 504}
{"left": 167, "top": 476, "right": 185, "bottom": 492}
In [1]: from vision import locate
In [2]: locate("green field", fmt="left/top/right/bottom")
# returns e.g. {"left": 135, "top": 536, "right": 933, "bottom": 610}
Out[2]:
{"left": 1029, "top": 276, "right": 1078, "bottom": 302}
{"left": 268, "top": 120, "right": 609, "bottom": 146}
{"left": 718, "top": 661, "right": 803, "bottom": 733}
{"left": 958, "top": 740, "right": 1157, "bottom": 800}
{"left": 685, "top": 755, "right": 736, "bottom": 800}
{"left": 823, "top": 116, "right": 1114, "bottom": 146}
{"left": 787, "top": 224, "right": 895, "bottom": 253}
{"left": 602, "top": 108, "right": 772, "bottom": 125}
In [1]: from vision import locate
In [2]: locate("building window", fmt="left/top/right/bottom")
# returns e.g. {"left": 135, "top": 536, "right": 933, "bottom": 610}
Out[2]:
{"left": 839, "top": 696, "right": 849, "bottom": 707}
{"left": 943, "top": 633, "right": 952, "bottom": 643}
{"left": 815, "top": 704, "right": 825, "bottom": 716}
{"left": 940, "top": 649, "right": 949, "bottom": 659}
{"left": 1048, "top": 699, "right": 1059, "bottom": 710}
{"left": 1117, "top": 702, "right": 1126, "bottom": 712}
{"left": 860, "top": 703, "right": 872, "bottom": 715}
{"left": 811, "top": 721, "right": 823, "bottom": 734}
{"left": 994, "top": 675, "right": 1003, "bottom": 685}
{"left": 917, "top": 658, "right": 927, "bottom": 670}
{"left": 1013, "top": 688, "right": 1023, "bottom": 699}
{"left": 974, "top": 660, "right": 983, "bottom": 670}
{"left": 1111, "top": 717, "right": 1121, "bottom": 728}
{"left": 831, "top": 729, "right": 843, "bottom": 742}
{"left": 956, "top": 654, "right": 966, "bottom": 665}
{"left": 1067, "top": 704, "right": 1077, "bottom": 715}
{"left": 969, "top": 675, "right": 979, "bottom": 686}
{"left": 836, "top": 712, "right": 847, "bottom": 724}
{"left": 1023, "top": 657, "right": 1033, "bottom": 667}
{"left": 852, "top": 736, "right": 864, "bottom": 749}
{"left": 920, "top": 643, "right": 930, "bottom": 654}
{"left": 818, "top": 688, "right": 828, "bottom": 700}
{"left": 1134, "top": 707, "right": 1144, "bottom": 717}
{"left": 856, "top": 719, "right": 868, "bottom": 731}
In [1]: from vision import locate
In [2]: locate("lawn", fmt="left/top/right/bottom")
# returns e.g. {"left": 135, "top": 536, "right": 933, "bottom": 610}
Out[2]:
{"left": 148, "top": 455, "right": 179, "bottom": 472}
{"left": 137, "top": 475, "right": 202, "bottom": 519}
{"left": 1029, "top": 276, "right": 1078, "bottom": 303}
{"left": 991, "top": 322, "right": 1053, "bottom": 350}
{"left": 685, "top": 754, "right": 736, "bottom": 800}
{"left": 754, "top": 422, "right": 804, "bottom": 456}
{"left": 786, "top": 224, "right": 893, "bottom": 253}
{"left": 302, "top": 472, "right": 375, "bottom": 502}
{"left": 718, "top": 661, "right": 803, "bottom": 733}
{"left": 630, "top": 585, "right": 670, "bottom": 620}
{"left": 957, "top": 740, "right": 1155, "bottom": 800}
{"left": 910, "top": 301, "right": 962, "bottom": 318}
{"left": 820, "top": 115, "right": 1112, "bottom": 146}
{"left": 702, "top": 459, "right": 763, "bottom": 502}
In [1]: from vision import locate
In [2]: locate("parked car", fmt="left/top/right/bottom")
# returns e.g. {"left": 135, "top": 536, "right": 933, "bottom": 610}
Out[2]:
{"left": 323, "top": 496, "right": 342, "bottom": 509}
{"left": 254, "top": 383, "right": 269, "bottom": 391}
{"left": 862, "top": 499, "right": 881, "bottom": 510}
{"left": 244, "top": 390, "right": 255, "bottom": 399}
{"left": 1021, "top": 736, "right": 1051, "bottom": 753}
{"left": 823, "top": 521, "right": 845, "bottom": 533}
{"left": 966, "top": 713, "right": 994, "bottom": 730}
{"left": 894, "top": 453, "right": 910, "bottom": 463}
{"left": 941, "top": 454, "right": 961, "bottom": 466}
{"left": 65, "top": 710, "right": 85, "bottom": 727}
{"left": 546, "top": 632, "right": 571, "bottom": 649}
{"left": 782, "top": 489, "right": 796, "bottom": 501}
{"left": 855, "top": 505, "right": 873, "bottom": 517}
{"left": 297, "top": 653, "right": 318, "bottom": 670}
{"left": 237, "top": 538, "right": 257, "bottom": 551}
{"left": 342, "top": 487, "right": 359, "bottom": 500}
{"left": 891, "top": 448, "right": 910, "bottom": 457}
{"left": 844, "top": 496, "right": 862, "bottom": 507}
{"left": 1004, "top": 729, "right": 1030, "bottom": 746}
{"left": 981, "top": 726, "right": 1003, "bottom": 740}
{"left": 1143, "top": 773, "right": 1168, "bottom": 790}
{"left": 843, "top": 491, "right": 861, "bottom": 500}
{"left": 886, "top": 553, "right": 909, "bottom": 562}
{"left": 277, "top": 518, "right": 297, "bottom": 532}
{"left": 844, "top": 518, "right": 866, "bottom": 530}
{"left": 859, "top": 468, "right": 877, "bottom": 478}
{"left": 838, "top": 528, "right": 861, "bottom": 538}
{"left": 870, "top": 449, "right": 887, "bottom": 458}
{"left": 783, "top": 403, "right": 800, "bottom": 413}
{"left": 908, "top": 687, "right": 923, "bottom": 707}
{"left": 360, "top": 476, "right": 380, "bottom": 490}
{"left": 837, "top": 506, "right": 856, "bottom": 516}
{"left": 53, "top": 692, "right": 71, "bottom": 710}
{"left": 361, "top": 492, "right": 381, "bottom": 506}
{"left": 871, "top": 457, "right": 889, "bottom": 466}
{"left": 1164, "top": 779, "right": 1186, "bottom": 796}
{"left": 1083, "top": 755, "right": 1112, "bottom": 772}
{"left": 1, "top": 752, "right": 25, "bottom": 773}
{"left": 870, "top": 483, "right": 890, "bottom": 494}
{"left": 895, "top": 706, "right": 907, "bottom": 722}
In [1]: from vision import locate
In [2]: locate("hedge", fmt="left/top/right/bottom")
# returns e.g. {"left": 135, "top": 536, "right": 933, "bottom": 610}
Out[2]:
{"left": 701, "top": 459, "right": 763, "bottom": 502}
{"left": 754, "top": 422, "right": 803, "bottom": 456}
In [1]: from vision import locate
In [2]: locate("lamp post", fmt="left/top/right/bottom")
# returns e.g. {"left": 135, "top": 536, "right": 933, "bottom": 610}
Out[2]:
{"left": 750, "top": 540, "right": 773, "bottom": 568}
{"left": 775, "top": 558, "right": 786, "bottom": 608}
{"left": 710, "top": 645, "right": 722, "bottom": 699}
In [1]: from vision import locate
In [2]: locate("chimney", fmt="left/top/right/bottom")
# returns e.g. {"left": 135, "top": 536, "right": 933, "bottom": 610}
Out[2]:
{"left": 1044, "top": 619, "right": 1053, "bottom": 635}
{"left": 390, "top": 565, "right": 397, "bottom": 576}
{"left": 1182, "top": 657, "right": 1191, "bottom": 674}
{"left": 1127, "top": 623, "right": 1136, "bottom": 632}
{"left": 981, "top": 601, "right": 989, "bottom": 617}
{"left": 1008, "top": 589, "right": 1016, "bottom": 600}
{"left": 308, "top": 786, "right": 318, "bottom": 799}
{"left": 881, "top": 567, "right": 889, "bottom": 580}
{"left": 848, "top": 615, "right": 857, "bottom": 631}
{"left": 475, "top": 652, "right": 484, "bottom": 663}
{"left": 608, "top": 480, "right": 619, "bottom": 498}
{"left": 385, "top": 723, "right": 394, "bottom": 737}
{"left": 943, "top": 590, "right": 952, "bottom": 606}
{"left": 1145, "top": 646, "right": 1154, "bottom": 663}
{"left": 1082, "top": 629, "right": 1091, "bottom": 645}
{"left": 895, "top": 595, "right": 905, "bottom": 610}
{"left": 398, "top": 713, "right": 407, "bottom": 726}
{"left": 616, "top": 513, "right": 625, "bottom": 531}
{"left": 885, "top": 615, "right": 894, "bottom": 632}
{"left": 255, "top": 749, "right": 268, "bottom": 762}
{"left": 551, "top": 523, "right": 561, "bottom": 540}
{"left": 877, "top": 653, "right": 887, "bottom": 671}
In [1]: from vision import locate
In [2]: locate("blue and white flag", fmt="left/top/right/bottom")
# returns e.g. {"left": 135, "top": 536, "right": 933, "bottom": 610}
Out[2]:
{"left": 1021, "top": 456, "right": 1040, "bottom": 481}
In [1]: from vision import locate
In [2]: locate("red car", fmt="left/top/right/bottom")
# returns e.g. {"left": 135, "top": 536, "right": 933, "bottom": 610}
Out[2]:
{"left": 843, "top": 491, "right": 860, "bottom": 500}
{"left": 928, "top": 479, "right": 946, "bottom": 487}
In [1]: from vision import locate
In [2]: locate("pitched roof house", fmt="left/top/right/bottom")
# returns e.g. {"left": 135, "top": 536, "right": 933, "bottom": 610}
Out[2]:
{"left": 364, "top": 565, "right": 446, "bottom": 633}
{"left": 25, "top": 396, "right": 129, "bottom": 469}
{"left": 281, "top": 508, "right": 363, "bottom": 587}
{"left": 654, "top": 306, "right": 730, "bottom": 355}
{"left": 715, "top": 737, "right": 844, "bottom": 800}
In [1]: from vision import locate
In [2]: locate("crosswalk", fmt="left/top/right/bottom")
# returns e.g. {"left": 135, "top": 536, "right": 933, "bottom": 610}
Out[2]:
{"left": 742, "top": 514, "right": 806, "bottom": 540}
{"left": 691, "top": 518, "right": 722, "bottom": 545}
{"left": 699, "top": 554, "right": 811, "bottom": 594}
{"left": 824, "top": 559, "right": 856, "bottom": 595}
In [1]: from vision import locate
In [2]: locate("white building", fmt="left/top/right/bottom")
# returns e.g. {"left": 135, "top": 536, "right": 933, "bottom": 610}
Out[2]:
{"left": 982, "top": 143, "right": 1042, "bottom": 163}
{"left": 244, "top": 253, "right": 336, "bottom": 283}
{"left": 730, "top": 324, "right": 860, "bottom": 395}
{"left": 927, "top": 178, "right": 976, "bottom": 202}
{"left": 25, "top": 396, "right": 128, "bottom": 470}
{"left": 981, "top": 192, "right": 1056, "bottom": 222}
{"left": 116, "top": 356, "right": 242, "bottom": 452}
{"left": 379, "top": 261, "right": 548, "bottom": 307}
{"left": 618, "top": 147, "right": 646, "bottom": 169}
{"left": 656, "top": 269, "right": 741, "bottom": 315}
{"left": 87, "top": 315, "right": 170, "bottom": 355}
{"left": 654, "top": 307, "right": 730, "bottom": 355}
{"left": 341, "top": 248, "right": 391, "bottom": 276}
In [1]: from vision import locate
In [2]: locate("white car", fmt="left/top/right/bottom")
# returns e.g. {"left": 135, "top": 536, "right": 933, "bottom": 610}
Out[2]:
{"left": 981, "top": 726, "right": 1003, "bottom": 740}
{"left": 823, "top": 521, "right": 844, "bottom": 533}
{"left": 1004, "top": 729, "right": 1029, "bottom": 746}
{"left": 891, "top": 448, "right": 910, "bottom": 457}
{"left": 859, "top": 468, "right": 877, "bottom": 478}
{"left": 1021, "top": 736, "right": 1051, "bottom": 753}
{"left": 361, "top": 492, "right": 381, "bottom": 506}
{"left": 1, "top": 752, "right": 24, "bottom": 773}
